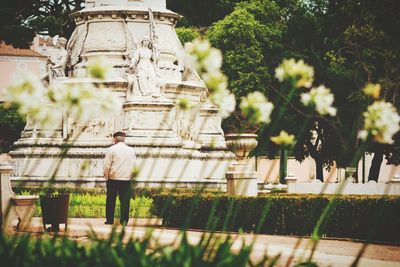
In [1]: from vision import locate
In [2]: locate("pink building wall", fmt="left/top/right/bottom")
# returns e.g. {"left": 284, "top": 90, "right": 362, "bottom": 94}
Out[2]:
{"left": 0, "top": 56, "right": 46, "bottom": 100}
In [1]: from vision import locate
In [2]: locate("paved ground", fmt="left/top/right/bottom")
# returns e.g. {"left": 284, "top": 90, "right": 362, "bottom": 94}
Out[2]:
{"left": 15, "top": 217, "right": 400, "bottom": 267}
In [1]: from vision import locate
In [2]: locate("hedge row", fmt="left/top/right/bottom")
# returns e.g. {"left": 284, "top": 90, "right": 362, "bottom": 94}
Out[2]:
{"left": 152, "top": 193, "right": 400, "bottom": 243}
{"left": 13, "top": 186, "right": 224, "bottom": 198}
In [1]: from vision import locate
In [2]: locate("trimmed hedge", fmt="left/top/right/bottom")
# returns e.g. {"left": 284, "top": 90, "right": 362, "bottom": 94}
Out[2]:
{"left": 152, "top": 193, "right": 400, "bottom": 243}
{"left": 13, "top": 186, "right": 224, "bottom": 198}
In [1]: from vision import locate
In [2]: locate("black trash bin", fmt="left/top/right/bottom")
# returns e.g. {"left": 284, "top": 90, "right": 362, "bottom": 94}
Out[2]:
{"left": 40, "top": 193, "right": 70, "bottom": 232}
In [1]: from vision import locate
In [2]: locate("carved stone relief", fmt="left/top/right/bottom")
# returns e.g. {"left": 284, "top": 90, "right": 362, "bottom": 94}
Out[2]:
{"left": 67, "top": 117, "right": 114, "bottom": 139}
{"left": 124, "top": 109, "right": 172, "bottom": 132}
{"left": 85, "top": 21, "right": 126, "bottom": 52}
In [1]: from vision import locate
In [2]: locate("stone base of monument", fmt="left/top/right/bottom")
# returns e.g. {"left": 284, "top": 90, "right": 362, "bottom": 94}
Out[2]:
{"left": 226, "top": 162, "right": 258, "bottom": 197}
{"left": 9, "top": 145, "right": 235, "bottom": 188}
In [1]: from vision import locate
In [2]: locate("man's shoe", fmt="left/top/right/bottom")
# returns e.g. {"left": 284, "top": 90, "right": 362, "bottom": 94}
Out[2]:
{"left": 104, "top": 221, "right": 114, "bottom": 225}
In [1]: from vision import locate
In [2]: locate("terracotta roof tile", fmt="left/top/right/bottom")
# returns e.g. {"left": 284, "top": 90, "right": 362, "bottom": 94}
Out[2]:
{"left": 0, "top": 42, "right": 46, "bottom": 58}
{"left": 38, "top": 38, "right": 55, "bottom": 47}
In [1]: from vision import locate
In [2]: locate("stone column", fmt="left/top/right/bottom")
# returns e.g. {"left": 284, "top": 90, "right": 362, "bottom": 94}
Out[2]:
{"left": 225, "top": 134, "right": 258, "bottom": 197}
{"left": 0, "top": 162, "right": 15, "bottom": 230}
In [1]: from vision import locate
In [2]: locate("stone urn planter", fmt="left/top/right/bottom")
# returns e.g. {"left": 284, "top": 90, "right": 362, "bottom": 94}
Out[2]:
{"left": 225, "top": 134, "right": 258, "bottom": 160}
{"left": 40, "top": 193, "right": 70, "bottom": 232}
{"left": 225, "top": 134, "right": 258, "bottom": 196}
{"left": 337, "top": 167, "right": 357, "bottom": 183}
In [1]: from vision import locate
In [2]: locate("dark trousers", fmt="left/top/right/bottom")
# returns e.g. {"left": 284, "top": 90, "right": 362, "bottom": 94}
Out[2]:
{"left": 106, "top": 180, "right": 131, "bottom": 224}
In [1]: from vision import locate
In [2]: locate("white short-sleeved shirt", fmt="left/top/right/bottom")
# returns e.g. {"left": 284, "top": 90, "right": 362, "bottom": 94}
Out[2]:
{"left": 103, "top": 142, "right": 136, "bottom": 181}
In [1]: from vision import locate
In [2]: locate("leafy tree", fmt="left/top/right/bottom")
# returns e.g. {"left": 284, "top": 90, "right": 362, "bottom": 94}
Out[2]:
{"left": 316, "top": 0, "right": 400, "bottom": 180}
{"left": 206, "top": 0, "right": 286, "bottom": 134}
{"left": 175, "top": 27, "right": 201, "bottom": 44}
{"left": 167, "top": 0, "right": 244, "bottom": 27}
{"left": 0, "top": 105, "right": 26, "bottom": 153}
{"left": 0, "top": 0, "right": 84, "bottom": 48}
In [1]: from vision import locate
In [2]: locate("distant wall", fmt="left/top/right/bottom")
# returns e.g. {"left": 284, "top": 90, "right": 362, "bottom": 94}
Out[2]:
{"left": 0, "top": 56, "right": 46, "bottom": 101}
{"left": 256, "top": 154, "right": 400, "bottom": 183}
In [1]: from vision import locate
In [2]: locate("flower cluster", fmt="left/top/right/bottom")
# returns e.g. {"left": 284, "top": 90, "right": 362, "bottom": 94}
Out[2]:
{"left": 4, "top": 61, "right": 122, "bottom": 130}
{"left": 48, "top": 83, "right": 122, "bottom": 122}
{"left": 300, "top": 85, "right": 337, "bottom": 116}
{"left": 270, "top": 130, "right": 296, "bottom": 146}
{"left": 239, "top": 92, "right": 274, "bottom": 124}
{"left": 184, "top": 39, "right": 235, "bottom": 118}
{"left": 274, "top": 58, "right": 314, "bottom": 88}
{"left": 358, "top": 101, "right": 400, "bottom": 144}
{"left": 362, "top": 83, "right": 381, "bottom": 99}
{"left": 4, "top": 73, "right": 56, "bottom": 126}
{"left": 87, "top": 57, "right": 114, "bottom": 80}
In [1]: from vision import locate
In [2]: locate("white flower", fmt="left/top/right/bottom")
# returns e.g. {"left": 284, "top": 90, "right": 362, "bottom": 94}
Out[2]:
{"left": 270, "top": 130, "right": 296, "bottom": 146}
{"left": 87, "top": 57, "right": 114, "bottom": 80}
{"left": 184, "top": 38, "right": 236, "bottom": 119}
{"left": 240, "top": 91, "right": 274, "bottom": 124}
{"left": 275, "top": 58, "right": 314, "bottom": 88}
{"left": 184, "top": 42, "right": 194, "bottom": 53}
{"left": 301, "top": 85, "right": 337, "bottom": 116}
{"left": 359, "top": 101, "right": 400, "bottom": 144}
{"left": 4, "top": 73, "right": 59, "bottom": 127}
{"left": 202, "top": 72, "right": 228, "bottom": 93}
{"left": 191, "top": 39, "right": 211, "bottom": 56}
{"left": 4, "top": 72, "right": 122, "bottom": 130}
{"left": 219, "top": 93, "right": 236, "bottom": 119}
{"left": 210, "top": 89, "right": 236, "bottom": 119}
{"left": 177, "top": 98, "right": 194, "bottom": 110}
{"left": 202, "top": 48, "right": 223, "bottom": 73}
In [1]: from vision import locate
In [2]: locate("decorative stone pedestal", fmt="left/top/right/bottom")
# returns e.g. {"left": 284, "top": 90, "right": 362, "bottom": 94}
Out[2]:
{"left": 0, "top": 162, "right": 38, "bottom": 231}
{"left": 226, "top": 161, "right": 258, "bottom": 196}
{"left": 225, "top": 134, "right": 258, "bottom": 197}
{"left": 123, "top": 98, "right": 180, "bottom": 144}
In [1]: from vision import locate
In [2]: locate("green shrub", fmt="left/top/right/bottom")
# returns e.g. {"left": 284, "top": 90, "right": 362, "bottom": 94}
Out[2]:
{"left": 176, "top": 27, "right": 201, "bottom": 44}
{"left": 0, "top": 105, "right": 26, "bottom": 153}
{"left": 152, "top": 193, "right": 400, "bottom": 243}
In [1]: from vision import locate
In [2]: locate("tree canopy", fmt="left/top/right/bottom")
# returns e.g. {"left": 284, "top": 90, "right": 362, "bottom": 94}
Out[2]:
{"left": 0, "top": 0, "right": 84, "bottom": 48}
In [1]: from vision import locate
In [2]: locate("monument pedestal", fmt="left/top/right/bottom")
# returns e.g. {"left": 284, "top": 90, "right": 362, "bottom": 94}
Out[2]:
{"left": 226, "top": 161, "right": 258, "bottom": 197}
{"left": 225, "top": 134, "right": 259, "bottom": 197}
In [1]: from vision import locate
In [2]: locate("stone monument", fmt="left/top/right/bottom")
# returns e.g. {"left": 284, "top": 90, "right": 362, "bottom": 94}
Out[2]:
{"left": 10, "top": 0, "right": 235, "bottom": 188}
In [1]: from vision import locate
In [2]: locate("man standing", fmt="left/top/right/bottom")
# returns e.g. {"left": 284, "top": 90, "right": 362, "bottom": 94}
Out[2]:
{"left": 103, "top": 131, "right": 136, "bottom": 225}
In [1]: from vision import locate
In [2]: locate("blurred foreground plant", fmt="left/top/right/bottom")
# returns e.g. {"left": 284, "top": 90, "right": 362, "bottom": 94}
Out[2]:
{"left": 0, "top": 230, "right": 273, "bottom": 267}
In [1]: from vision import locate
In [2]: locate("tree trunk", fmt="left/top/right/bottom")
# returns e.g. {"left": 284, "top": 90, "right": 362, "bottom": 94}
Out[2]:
{"left": 368, "top": 151, "right": 384, "bottom": 182}
{"left": 279, "top": 148, "right": 288, "bottom": 184}
{"left": 315, "top": 156, "right": 324, "bottom": 182}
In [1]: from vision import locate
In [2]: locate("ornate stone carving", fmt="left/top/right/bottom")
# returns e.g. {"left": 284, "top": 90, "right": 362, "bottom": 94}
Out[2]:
{"left": 176, "top": 107, "right": 199, "bottom": 143}
{"left": 67, "top": 117, "right": 114, "bottom": 139}
{"left": 85, "top": 22, "right": 126, "bottom": 52}
{"left": 66, "top": 23, "right": 88, "bottom": 70}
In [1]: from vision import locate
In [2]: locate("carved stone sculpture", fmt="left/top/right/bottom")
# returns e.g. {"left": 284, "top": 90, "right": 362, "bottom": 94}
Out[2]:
{"left": 51, "top": 37, "right": 68, "bottom": 77}
{"left": 127, "top": 36, "right": 161, "bottom": 98}
{"left": 41, "top": 37, "right": 68, "bottom": 84}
